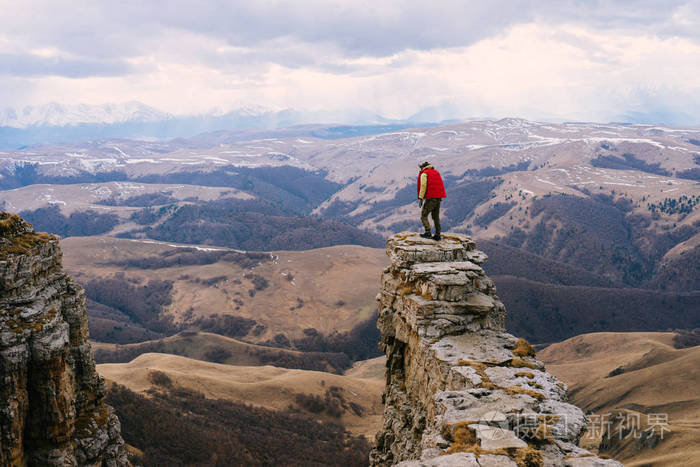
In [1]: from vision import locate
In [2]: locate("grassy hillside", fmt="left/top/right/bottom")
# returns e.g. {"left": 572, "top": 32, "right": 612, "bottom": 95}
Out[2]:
{"left": 61, "top": 236, "right": 698, "bottom": 350}
{"left": 92, "top": 331, "right": 355, "bottom": 373}
{"left": 501, "top": 194, "right": 699, "bottom": 288}
{"left": 541, "top": 332, "right": 700, "bottom": 466}
{"left": 62, "top": 237, "right": 387, "bottom": 345}
{"left": 98, "top": 353, "right": 384, "bottom": 439}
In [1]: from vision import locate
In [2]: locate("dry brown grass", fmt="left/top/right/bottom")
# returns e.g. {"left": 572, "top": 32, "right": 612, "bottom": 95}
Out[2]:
{"left": 443, "top": 435, "right": 544, "bottom": 467}
{"left": 504, "top": 386, "right": 545, "bottom": 401}
{"left": 509, "top": 446, "right": 544, "bottom": 467}
{"left": 510, "top": 357, "right": 537, "bottom": 369}
{"left": 0, "top": 232, "right": 53, "bottom": 259}
{"left": 515, "top": 371, "right": 535, "bottom": 379}
{"left": 513, "top": 338, "right": 536, "bottom": 358}
{"left": 0, "top": 213, "right": 27, "bottom": 236}
{"left": 444, "top": 421, "right": 478, "bottom": 454}
{"left": 534, "top": 423, "right": 553, "bottom": 442}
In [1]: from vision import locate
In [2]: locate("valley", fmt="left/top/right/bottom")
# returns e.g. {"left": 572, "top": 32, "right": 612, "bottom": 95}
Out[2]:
{"left": 2, "top": 119, "right": 698, "bottom": 290}
{"left": 2, "top": 119, "right": 699, "bottom": 466}
{"left": 98, "top": 352, "right": 385, "bottom": 439}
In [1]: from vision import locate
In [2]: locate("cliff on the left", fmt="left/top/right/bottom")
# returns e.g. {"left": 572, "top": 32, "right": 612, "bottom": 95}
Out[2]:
{"left": 0, "top": 212, "right": 130, "bottom": 466}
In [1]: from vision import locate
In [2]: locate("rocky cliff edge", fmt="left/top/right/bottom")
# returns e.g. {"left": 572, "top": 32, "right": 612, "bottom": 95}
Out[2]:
{"left": 370, "top": 233, "right": 621, "bottom": 467}
{"left": 0, "top": 212, "right": 129, "bottom": 466}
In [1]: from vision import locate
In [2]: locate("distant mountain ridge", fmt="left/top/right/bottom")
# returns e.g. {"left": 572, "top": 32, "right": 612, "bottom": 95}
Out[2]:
{"left": 0, "top": 101, "right": 416, "bottom": 148}
{"left": 0, "top": 101, "right": 170, "bottom": 128}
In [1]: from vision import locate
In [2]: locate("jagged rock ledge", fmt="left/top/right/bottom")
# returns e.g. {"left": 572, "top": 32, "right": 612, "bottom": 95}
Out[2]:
{"left": 370, "top": 233, "right": 621, "bottom": 467}
{"left": 0, "top": 213, "right": 129, "bottom": 466}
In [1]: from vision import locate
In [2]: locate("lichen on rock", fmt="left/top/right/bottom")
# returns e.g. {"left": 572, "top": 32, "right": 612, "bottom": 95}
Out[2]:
{"left": 370, "top": 233, "right": 621, "bottom": 467}
{"left": 0, "top": 212, "right": 129, "bottom": 466}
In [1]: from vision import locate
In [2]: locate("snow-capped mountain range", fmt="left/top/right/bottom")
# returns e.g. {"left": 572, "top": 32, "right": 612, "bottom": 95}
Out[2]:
{"left": 0, "top": 102, "right": 401, "bottom": 148}
{"left": 0, "top": 102, "right": 172, "bottom": 128}
{"left": 0, "top": 101, "right": 400, "bottom": 129}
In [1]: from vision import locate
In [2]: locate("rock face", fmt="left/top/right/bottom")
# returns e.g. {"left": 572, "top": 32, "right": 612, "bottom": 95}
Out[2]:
{"left": 0, "top": 213, "right": 129, "bottom": 466}
{"left": 370, "top": 233, "right": 621, "bottom": 467}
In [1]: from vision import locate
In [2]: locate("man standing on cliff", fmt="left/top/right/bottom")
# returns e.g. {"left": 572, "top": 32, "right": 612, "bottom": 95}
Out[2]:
{"left": 417, "top": 161, "right": 446, "bottom": 241}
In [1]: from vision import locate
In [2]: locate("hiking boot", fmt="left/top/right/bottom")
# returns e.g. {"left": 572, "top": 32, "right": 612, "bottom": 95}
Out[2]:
{"left": 432, "top": 234, "right": 441, "bottom": 241}
{"left": 420, "top": 232, "right": 432, "bottom": 239}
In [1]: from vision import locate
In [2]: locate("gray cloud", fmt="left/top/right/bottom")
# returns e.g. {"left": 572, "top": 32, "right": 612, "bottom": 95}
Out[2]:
{"left": 1, "top": 0, "right": 699, "bottom": 124}
{"left": 3, "top": 0, "right": 698, "bottom": 67}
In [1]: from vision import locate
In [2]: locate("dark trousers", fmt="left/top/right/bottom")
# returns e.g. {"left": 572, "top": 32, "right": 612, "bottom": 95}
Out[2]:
{"left": 421, "top": 198, "right": 441, "bottom": 234}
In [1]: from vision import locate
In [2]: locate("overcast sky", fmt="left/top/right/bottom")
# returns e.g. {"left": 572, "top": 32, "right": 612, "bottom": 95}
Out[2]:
{"left": 2, "top": 0, "right": 700, "bottom": 124}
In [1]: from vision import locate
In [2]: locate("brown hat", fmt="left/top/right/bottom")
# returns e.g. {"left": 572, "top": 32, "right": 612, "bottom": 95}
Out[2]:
{"left": 419, "top": 161, "right": 431, "bottom": 169}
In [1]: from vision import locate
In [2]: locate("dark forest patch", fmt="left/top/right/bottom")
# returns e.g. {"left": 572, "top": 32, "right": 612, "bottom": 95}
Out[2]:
{"left": 496, "top": 275, "right": 700, "bottom": 344}
{"left": 107, "top": 247, "right": 270, "bottom": 270}
{"left": 295, "top": 386, "right": 364, "bottom": 418}
{"left": 1, "top": 164, "right": 341, "bottom": 215}
{"left": 291, "top": 312, "right": 382, "bottom": 363}
{"left": 135, "top": 165, "right": 341, "bottom": 214}
{"left": 676, "top": 167, "right": 700, "bottom": 181}
{"left": 591, "top": 153, "right": 671, "bottom": 176}
{"left": 0, "top": 163, "right": 128, "bottom": 190}
{"left": 190, "top": 314, "right": 257, "bottom": 339}
{"left": 672, "top": 329, "right": 700, "bottom": 349}
{"left": 106, "top": 383, "right": 370, "bottom": 466}
{"left": 125, "top": 198, "right": 384, "bottom": 250}
{"left": 474, "top": 201, "right": 516, "bottom": 228}
{"left": 480, "top": 239, "right": 617, "bottom": 288}
{"left": 504, "top": 194, "right": 649, "bottom": 285}
{"left": 86, "top": 299, "right": 163, "bottom": 344}
{"left": 442, "top": 178, "right": 502, "bottom": 228}
{"left": 647, "top": 195, "right": 699, "bottom": 216}
{"left": 464, "top": 160, "right": 530, "bottom": 178}
{"left": 83, "top": 275, "right": 174, "bottom": 334}
{"left": 643, "top": 246, "right": 700, "bottom": 292}
{"left": 503, "top": 194, "right": 698, "bottom": 289}
{"left": 19, "top": 205, "right": 119, "bottom": 237}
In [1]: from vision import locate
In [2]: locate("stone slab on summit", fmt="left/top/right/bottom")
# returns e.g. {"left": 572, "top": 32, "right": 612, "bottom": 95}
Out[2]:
{"left": 370, "top": 232, "right": 621, "bottom": 467}
{"left": 0, "top": 212, "right": 130, "bottom": 466}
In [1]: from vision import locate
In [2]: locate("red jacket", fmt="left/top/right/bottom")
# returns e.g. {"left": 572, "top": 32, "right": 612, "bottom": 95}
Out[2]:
{"left": 417, "top": 166, "right": 446, "bottom": 199}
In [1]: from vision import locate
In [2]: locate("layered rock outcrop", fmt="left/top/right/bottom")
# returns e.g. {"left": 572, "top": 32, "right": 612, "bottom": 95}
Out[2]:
{"left": 370, "top": 233, "right": 621, "bottom": 467}
{"left": 0, "top": 213, "right": 129, "bottom": 466}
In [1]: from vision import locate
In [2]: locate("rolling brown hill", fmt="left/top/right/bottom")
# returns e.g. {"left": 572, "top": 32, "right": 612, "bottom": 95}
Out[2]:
{"left": 3, "top": 120, "right": 698, "bottom": 356}
{"left": 92, "top": 331, "right": 355, "bottom": 373}
{"left": 541, "top": 332, "right": 700, "bottom": 466}
{"left": 62, "top": 235, "right": 698, "bottom": 349}
{"left": 98, "top": 352, "right": 385, "bottom": 439}
{"left": 61, "top": 236, "right": 388, "bottom": 343}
